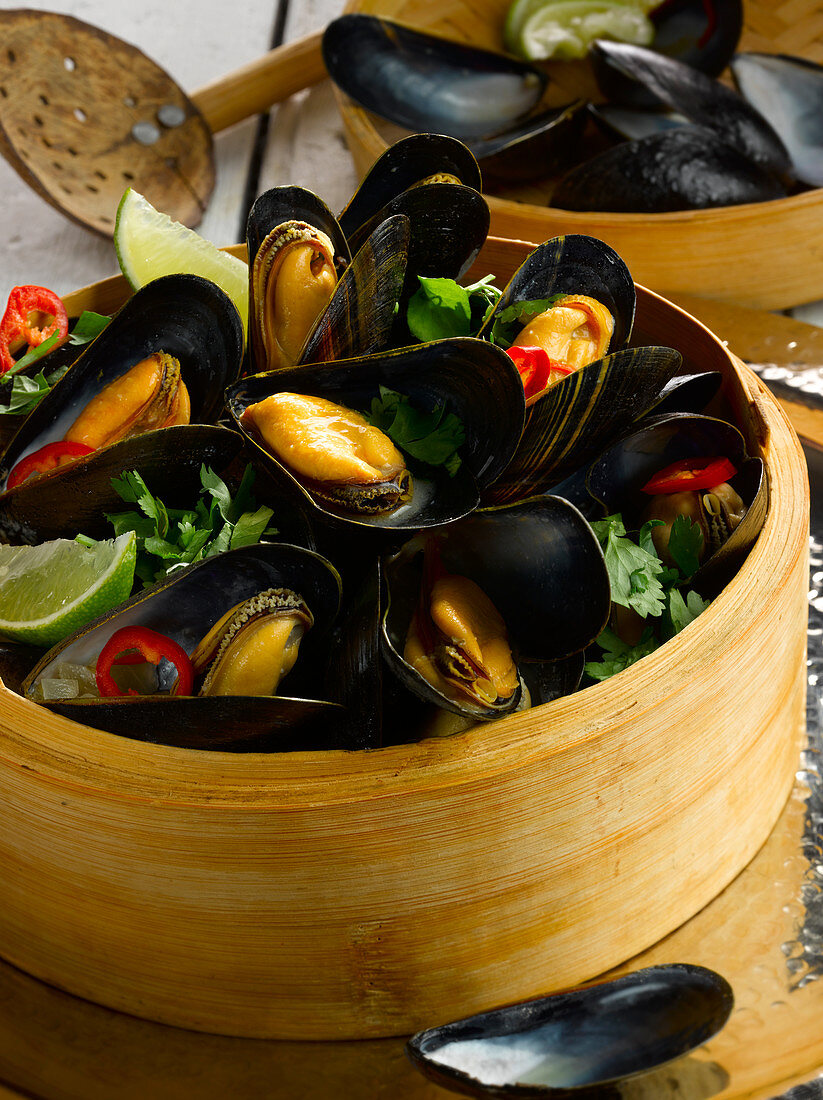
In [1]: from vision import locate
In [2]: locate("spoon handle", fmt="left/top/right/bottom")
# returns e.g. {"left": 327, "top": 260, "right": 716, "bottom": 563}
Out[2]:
{"left": 191, "top": 30, "right": 326, "bottom": 134}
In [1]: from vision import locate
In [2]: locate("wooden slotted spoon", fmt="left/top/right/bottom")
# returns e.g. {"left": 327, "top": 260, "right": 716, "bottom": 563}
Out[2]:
{"left": 0, "top": 9, "right": 326, "bottom": 236}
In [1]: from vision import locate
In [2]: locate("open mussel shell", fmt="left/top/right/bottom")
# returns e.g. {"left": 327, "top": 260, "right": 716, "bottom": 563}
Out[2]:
{"left": 297, "top": 213, "right": 410, "bottom": 367}
{"left": 469, "top": 102, "right": 588, "bottom": 184}
{"left": 227, "top": 338, "right": 526, "bottom": 535}
{"left": 479, "top": 235, "right": 636, "bottom": 353}
{"left": 731, "top": 52, "right": 823, "bottom": 188}
{"left": 342, "top": 183, "right": 490, "bottom": 313}
{"left": 246, "top": 185, "right": 350, "bottom": 276}
{"left": 592, "top": 0, "right": 743, "bottom": 109}
{"left": 406, "top": 963, "right": 733, "bottom": 1098}
{"left": 322, "top": 14, "right": 547, "bottom": 143}
{"left": 337, "top": 133, "right": 482, "bottom": 242}
{"left": 591, "top": 41, "right": 791, "bottom": 179}
{"left": 484, "top": 345, "right": 683, "bottom": 506}
{"left": 644, "top": 371, "right": 724, "bottom": 419}
{"left": 552, "top": 126, "right": 788, "bottom": 213}
{"left": 22, "top": 544, "right": 346, "bottom": 752}
{"left": 381, "top": 497, "right": 610, "bottom": 721}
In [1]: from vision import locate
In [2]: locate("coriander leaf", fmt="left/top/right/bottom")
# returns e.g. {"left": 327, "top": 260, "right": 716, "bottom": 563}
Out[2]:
{"left": 364, "top": 388, "right": 465, "bottom": 475}
{"left": 585, "top": 628, "right": 659, "bottom": 682}
{"left": 638, "top": 518, "right": 663, "bottom": 557}
{"left": 230, "top": 505, "right": 276, "bottom": 549}
{"left": 593, "top": 513, "right": 665, "bottom": 618}
{"left": 105, "top": 510, "right": 156, "bottom": 540}
{"left": 406, "top": 277, "right": 471, "bottom": 342}
{"left": 667, "top": 514, "right": 704, "bottom": 578}
{"left": 144, "top": 535, "right": 185, "bottom": 560}
{"left": 206, "top": 521, "right": 234, "bottom": 557}
{"left": 68, "top": 311, "right": 110, "bottom": 346}
{"left": 200, "top": 464, "right": 233, "bottom": 522}
{"left": 228, "top": 462, "right": 258, "bottom": 521}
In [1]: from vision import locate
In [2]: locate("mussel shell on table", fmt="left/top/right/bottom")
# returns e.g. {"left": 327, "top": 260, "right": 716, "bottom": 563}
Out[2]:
{"left": 406, "top": 963, "right": 734, "bottom": 1097}
{"left": 21, "top": 544, "right": 346, "bottom": 752}
{"left": 337, "top": 132, "right": 482, "bottom": 241}
{"left": 0, "top": 275, "right": 245, "bottom": 542}
{"left": 227, "top": 338, "right": 526, "bottom": 535}
{"left": 381, "top": 497, "right": 610, "bottom": 721}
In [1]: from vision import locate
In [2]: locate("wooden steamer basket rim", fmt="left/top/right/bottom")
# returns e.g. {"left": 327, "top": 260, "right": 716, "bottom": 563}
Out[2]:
{"left": 336, "top": 0, "right": 823, "bottom": 311}
{"left": 0, "top": 239, "right": 810, "bottom": 1040}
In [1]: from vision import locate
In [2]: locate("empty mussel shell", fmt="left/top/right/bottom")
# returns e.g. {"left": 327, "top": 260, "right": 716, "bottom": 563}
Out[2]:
{"left": 381, "top": 497, "right": 610, "bottom": 721}
{"left": 406, "top": 963, "right": 733, "bottom": 1098}
{"left": 552, "top": 126, "right": 788, "bottom": 213}
{"left": 731, "top": 52, "right": 823, "bottom": 188}
{"left": 592, "top": 40, "right": 791, "bottom": 179}
{"left": 469, "top": 102, "right": 589, "bottom": 184}
{"left": 644, "top": 371, "right": 724, "bottom": 419}
{"left": 322, "top": 14, "right": 547, "bottom": 143}
{"left": 227, "top": 338, "right": 525, "bottom": 534}
{"left": 337, "top": 132, "right": 482, "bottom": 241}
{"left": 22, "top": 544, "right": 346, "bottom": 751}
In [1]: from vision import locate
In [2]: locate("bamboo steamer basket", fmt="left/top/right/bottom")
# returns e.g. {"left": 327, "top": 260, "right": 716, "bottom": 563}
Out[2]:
{"left": 336, "top": 0, "right": 823, "bottom": 310}
{"left": 0, "top": 237, "right": 809, "bottom": 1041}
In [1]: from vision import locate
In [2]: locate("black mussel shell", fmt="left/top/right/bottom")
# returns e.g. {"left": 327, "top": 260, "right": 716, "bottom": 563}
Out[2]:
{"left": 644, "top": 372, "right": 724, "bottom": 419}
{"left": 22, "top": 544, "right": 346, "bottom": 752}
{"left": 406, "top": 964, "right": 733, "bottom": 1097}
{"left": 338, "top": 133, "right": 482, "bottom": 242}
{"left": 343, "top": 183, "right": 490, "bottom": 308}
{"left": 298, "top": 214, "right": 410, "bottom": 366}
{"left": 382, "top": 498, "right": 610, "bottom": 721}
{"left": 322, "top": 14, "right": 547, "bottom": 142}
{"left": 732, "top": 52, "right": 823, "bottom": 188}
{"left": 591, "top": 41, "right": 790, "bottom": 178}
{"left": 588, "top": 103, "right": 688, "bottom": 142}
{"left": 553, "top": 126, "right": 787, "bottom": 213}
{"left": 479, "top": 235, "right": 636, "bottom": 353}
{"left": 593, "top": 0, "right": 743, "bottom": 109}
{"left": 227, "top": 338, "right": 526, "bottom": 534}
{"left": 485, "top": 346, "right": 683, "bottom": 506}
{"left": 519, "top": 654, "right": 584, "bottom": 707}
{"left": 0, "top": 424, "right": 243, "bottom": 544}
{"left": 467, "top": 102, "right": 588, "bottom": 184}
{"left": 246, "top": 185, "right": 351, "bottom": 275}
{"left": 583, "top": 412, "right": 750, "bottom": 518}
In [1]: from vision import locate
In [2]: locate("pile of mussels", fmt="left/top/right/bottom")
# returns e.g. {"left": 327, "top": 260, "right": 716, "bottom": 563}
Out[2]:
{"left": 0, "top": 135, "right": 768, "bottom": 752}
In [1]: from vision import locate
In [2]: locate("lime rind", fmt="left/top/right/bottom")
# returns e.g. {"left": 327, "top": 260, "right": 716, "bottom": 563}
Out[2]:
{"left": 114, "top": 188, "right": 249, "bottom": 339}
{"left": 0, "top": 532, "right": 137, "bottom": 647}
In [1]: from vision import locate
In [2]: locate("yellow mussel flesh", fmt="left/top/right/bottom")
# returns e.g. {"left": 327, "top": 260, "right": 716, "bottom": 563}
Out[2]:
{"left": 511, "top": 293, "right": 615, "bottom": 395}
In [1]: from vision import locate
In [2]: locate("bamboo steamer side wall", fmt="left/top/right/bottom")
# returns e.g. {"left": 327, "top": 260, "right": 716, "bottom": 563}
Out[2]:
{"left": 337, "top": 0, "right": 823, "bottom": 309}
{"left": 0, "top": 264, "right": 809, "bottom": 1040}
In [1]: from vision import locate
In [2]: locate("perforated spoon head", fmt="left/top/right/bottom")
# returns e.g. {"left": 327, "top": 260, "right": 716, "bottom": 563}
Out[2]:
{"left": 0, "top": 9, "right": 214, "bottom": 236}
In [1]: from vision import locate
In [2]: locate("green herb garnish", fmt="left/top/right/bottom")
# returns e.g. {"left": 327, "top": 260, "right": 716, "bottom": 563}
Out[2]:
{"left": 102, "top": 464, "right": 278, "bottom": 587}
{"left": 591, "top": 514, "right": 666, "bottom": 618}
{"left": 406, "top": 275, "right": 501, "bottom": 342}
{"left": 489, "top": 295, "right": 565, "bottom": 349}
{"left": 68, "top": 311, "right": 110, "bottom": 346}
{"left": 365, "top": 385, "right": 466, "bottom": 477}
{"left": 584, "top": 626, "right": 660, "bottom": 682}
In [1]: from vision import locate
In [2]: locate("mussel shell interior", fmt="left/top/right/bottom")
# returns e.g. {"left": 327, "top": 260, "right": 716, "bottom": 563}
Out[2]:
{"left": 552, "top": 127, "right": 788, "bottom": 214}
{"left": 0, "top": 424, "right": 244, "bottom": 544}
{"left": 22, "top": 544, "right": 345, "bottom": 751}
{"left": 322, "top": 14, "right": 547, "bottom": 142}
{"left": 479, "top": 235, "right": 636, "bottom": 354}
{"left": 0, "top": 274, "right": 245, "bottom": 495}
{"left": 643, "top": 372, "right": 724, "bottom": 419}
{"left": 406, "top": 964, "right": 733, "bottom": 1096}
{"left": 469, "top": 102, "right": 588, "bottom": 184}
{"left": 337, "top": 132, "right": 482, "bottom": 242}
{"left": 591, "top": 41, "right": 790, "bottom": 177}
{"left": 298, "top": 214, "right": 410, "bottom": 367}
{"left": 731, "top": 52, "right": 823, "bottom": 188}
{"left": 227, "top": 339, "right": 526, "bottom": 533}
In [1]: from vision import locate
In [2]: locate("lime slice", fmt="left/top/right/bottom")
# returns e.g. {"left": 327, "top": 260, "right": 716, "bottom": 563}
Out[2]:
{"left": 114, "top": 188, "right": 248, "bottom": 339}
{"left": 505, "top": 0, "right": 655, "bottom": 60}
{"left": 0, "top": 532, "right": 136, "bottom": 648}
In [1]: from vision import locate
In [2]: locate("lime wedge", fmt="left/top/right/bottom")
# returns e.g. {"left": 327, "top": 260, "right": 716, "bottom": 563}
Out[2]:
{"left": 505, "top": 0, "right": 655, "bottom": 60}
{"left": 114, "top": 188, "right": 248, "bottom": 339}
{"left": 0, "top": 532, "right": 136, "bottom": 648}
